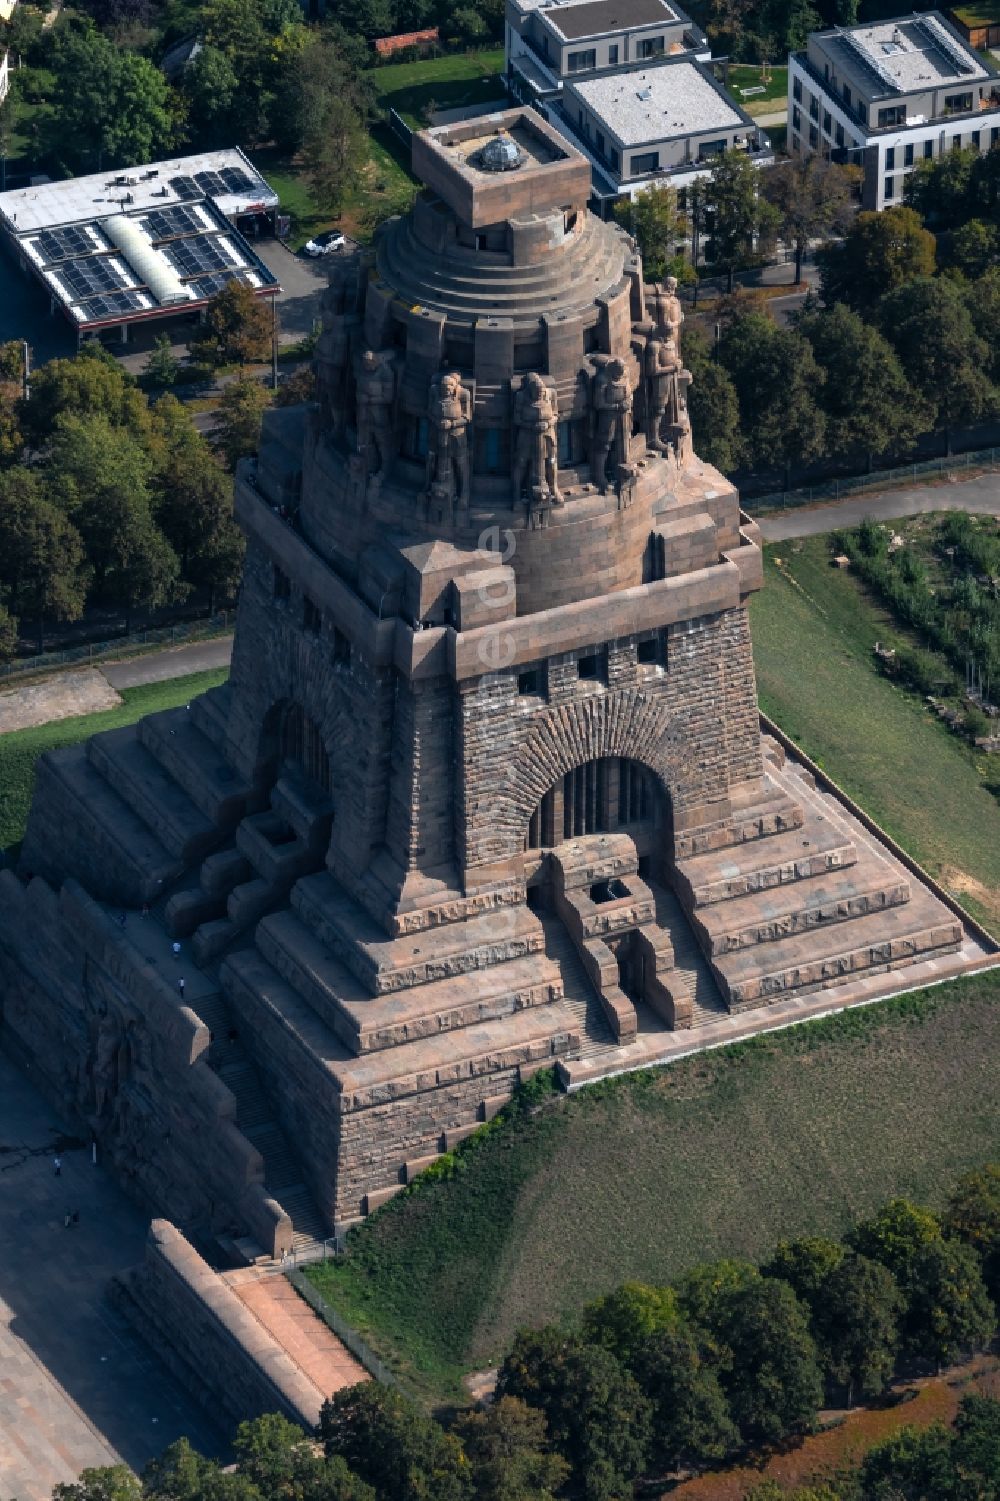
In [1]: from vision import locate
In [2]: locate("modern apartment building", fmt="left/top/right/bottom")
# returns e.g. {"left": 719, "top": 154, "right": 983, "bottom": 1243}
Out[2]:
{"left": 788, "top": 11, "right": 1000, "bottom": 209}
{"left": 505, "top": 0, "right": 709, "bottom": 107}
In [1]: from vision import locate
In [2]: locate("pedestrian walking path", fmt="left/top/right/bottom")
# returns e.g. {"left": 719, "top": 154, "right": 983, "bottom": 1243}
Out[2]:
{"left": 0, "top": 1051, "right": 221, "bottom": 1501}
{"left": 756, "top": 472, "right": 1000, "bottom": 541}
{"left": 225, "top": 1270, "right": 367, "bottom": 1401}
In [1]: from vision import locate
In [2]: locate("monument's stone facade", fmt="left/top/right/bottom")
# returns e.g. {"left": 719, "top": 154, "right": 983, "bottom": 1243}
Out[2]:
{"left": 0, "top": 112, "right": 977, "bottom": 1248}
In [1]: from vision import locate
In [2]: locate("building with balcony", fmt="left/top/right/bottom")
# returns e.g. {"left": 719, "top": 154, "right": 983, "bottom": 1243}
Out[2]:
{"left": 788, "top": 11, "right": 1000, "bottom": 210}
{"left": 559, "top": 55, "right": 771, "bottom": 203}
{"left": 506, "top": 0, "right": 709, "bottom": 106}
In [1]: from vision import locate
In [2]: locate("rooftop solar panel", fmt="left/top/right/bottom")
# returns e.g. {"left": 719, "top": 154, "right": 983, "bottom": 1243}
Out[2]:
{"left": 59, "top": 256, "right": 126, "bottom": 299}
{"left": 79, "top": 289, "right": 148, "bottom": 321}
{"left": 170, "top": 175, "right": 199, "bottom": 201}
{"left": 194, "top": 170, "right": 227, "bottom": 197}
{"left": 162, "top": 233, "right": 233, "bottom": 279}
{"left": 221, "top": 166, "right": 256, "bottom": 194}
{"left": 36, "top": 225, "right": 101, "bottom": 264}
{"left": 191, "top": 270, "right": 245, "bottom": 299}
{"left": 143, "top": 205, "right": 203, "bottom": 241}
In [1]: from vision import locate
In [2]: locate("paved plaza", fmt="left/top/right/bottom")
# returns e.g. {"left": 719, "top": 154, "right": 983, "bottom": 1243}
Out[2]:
{"left": 0, "top": 1050, "right": 221, "bottom": 1501}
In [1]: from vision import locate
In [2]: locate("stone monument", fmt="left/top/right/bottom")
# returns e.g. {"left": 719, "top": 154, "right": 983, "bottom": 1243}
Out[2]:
{"left": 0, "top": 113, "right": 980, "bottom": 1251}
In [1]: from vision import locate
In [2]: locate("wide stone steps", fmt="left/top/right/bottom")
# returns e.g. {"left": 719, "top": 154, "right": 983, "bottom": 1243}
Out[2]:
{"left": 690, "top": 853, "right": 911, "bottom": 957}
{"left": 86, "top": 726, "right": 219, "bottom": 863}
{"left": 539, "top": 919, "right": 617, "bottom": 1060}
{"left": 649, "top": 884, "right": 728, "bottom": 1025}
{"left": 675, "top": 817, "right": 858, "bottom": 908}
{"left": 218, "top": 1059, "right": 275, "bottom": 1129}
{"left": 292, "top": 873, "right": 546, "bottom": 995}
{"left": 37, "top": 745, "right": 182, "bottom": 897}
{"left": 257, "top": 907, "right": 563, "bottom": 1055}
{"left": 245, "top": 1122, "right": 303, "bottom": 1193}
{"left": 715, "top": 888, "right": 963, "bottom": 1008}
{"left": 139, "top": 707, "right": 250, "bottom": 828}
{"left": 276, "top": 1184, "right": 329, "bottom": 1248}
{"left": 188, "top": 684, "right": 233, "bottom": 752}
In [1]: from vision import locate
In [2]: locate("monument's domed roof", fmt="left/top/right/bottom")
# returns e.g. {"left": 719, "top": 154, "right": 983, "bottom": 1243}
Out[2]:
{"left": 476, "top": 129, "right": 523, "bottom": 172}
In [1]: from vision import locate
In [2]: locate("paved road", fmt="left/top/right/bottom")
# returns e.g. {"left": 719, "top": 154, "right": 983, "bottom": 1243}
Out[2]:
{"left": 0, "top": 1051, "right": 222, "bottom": 1501}
{"left": 101, "top": 635, "right": 233, "bottom": 690}
{"left": 756, "top": 471, "right": 1000, "bottom": 541}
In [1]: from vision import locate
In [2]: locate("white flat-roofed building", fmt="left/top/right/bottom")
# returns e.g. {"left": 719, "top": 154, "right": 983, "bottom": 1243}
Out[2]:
{"left": 788, "top": 11, "right": 1000, "bottom": 209}
{"left": 506, "top": 0, "right": 709, "bottom": 106}
{"left": 0, "top": 148, "right": 281, "bottom": 340}
{"left": 557, "top": 56, "right": 772, "bottom": 201}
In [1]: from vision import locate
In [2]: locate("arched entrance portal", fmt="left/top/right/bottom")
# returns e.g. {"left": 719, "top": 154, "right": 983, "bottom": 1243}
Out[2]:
{"left": 525, "top": 756, "right": 670, "bottom": 857}
{"left": 259, "top": 700, "right": 334, "bottom": 800}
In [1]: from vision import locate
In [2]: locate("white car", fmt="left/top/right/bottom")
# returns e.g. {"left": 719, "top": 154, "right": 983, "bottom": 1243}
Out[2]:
{"left": 303, "top": 231, "right": 346, "bottom": 257}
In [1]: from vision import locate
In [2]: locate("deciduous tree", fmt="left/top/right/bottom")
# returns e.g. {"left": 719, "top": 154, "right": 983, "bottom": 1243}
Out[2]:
{"left": 632, "top": 1325, "right": 738, "bottom": 1469}
{"left": 715, "top": 1278, "right": 824, "bottom": 1446}
{"left": 763, "top": 154, "right": 856, "bottom": 284}
{"left": 319, "top": 1383, "right": 471, "bottom": 1501}
{"left": 189, "top": 283, "right": 272, "bottom": 369}
{"left": 904, "top": 1237, "right": 996, "bottom": 1370}
{"left": 215, "top": 378, "right": 272, "bottom": 469}
{"left": 613, "top": 185, "right": 687, "bottom": 282}
{"left": 878, "top": 277, "right": 998, "bottom": 433}
{"left": 581, "top": 1281, "right": 679, "bottom": 1365}
{"left": 705, "top": 149, "right": 779, "bottom": 292}
{"left": 814, "top": 1252, "right": 901, "bottom": 1405}
{"left": 817, "top": 205, "right": 936, "bottom": 312}
{"left": 683, "top": 327, "right": 743, "bottom": 472}
{"left": 451, "top": 1395, "right": 569, "bottom": 1501}
{"left": 848, "top": 1197, "right": 942, "bottom": 1281}
{"left": 718, "top": 312, "right": 826, "bottom": 471}
{"left": 944, "top": 1162, "right": 1000, "bottom": 1307}
{"left": 0, "top": 469, "right": 88, "bottom": 650}
{"left": 149, "top": 395, "right": 243, "bottom": 605}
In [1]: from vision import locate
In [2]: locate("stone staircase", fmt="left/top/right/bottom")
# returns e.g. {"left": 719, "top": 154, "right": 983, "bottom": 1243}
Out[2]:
{"left": 192, "top": 986, "right": 329, "bottom": 1252}
{"left": 539, "top": 919, "right": 617, "bottom": 1060}
{"left": 648, "top": 883, "right": 727, "bottom": 1027}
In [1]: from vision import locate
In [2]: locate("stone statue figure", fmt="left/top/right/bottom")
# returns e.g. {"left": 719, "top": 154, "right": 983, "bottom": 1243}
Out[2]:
{"left": 643, "top": 335, "right": 679, "bottom": 453}
{"left": 356, "top": 349, "right": 395, "bottom": 487}
{"left": 425, "top": 371, "right": 472, "bottom": 516}
{"left": 652, "top": 276, "right": 683, "bottom": 360}
{"left": 511, "top": 373, "right": 563, "bottom": 513}
{"left": 591, "top": 358, "right": 633, "bottom": 494}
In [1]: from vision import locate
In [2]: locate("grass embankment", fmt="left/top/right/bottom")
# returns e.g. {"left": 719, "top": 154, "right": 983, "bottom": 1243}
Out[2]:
{"left": 0, "top": 667, "right": 228, "bottom": 852}
{"left": 371, "top": 48, "right": 505, "bottom": 128}
{"left": 305, "top": 974, "right": 1000, "bottom": 1403}
{"left": 749, "top": 536, "right": 1000, "bottom": 930}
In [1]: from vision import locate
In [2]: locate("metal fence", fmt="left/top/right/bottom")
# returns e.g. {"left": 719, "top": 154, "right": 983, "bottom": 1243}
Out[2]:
{"left": 1, "top": 614, "right": 233, "bottom": 682}
{"left": 750, "top": 446, "right": 1000, "bottom": 515}
{"left": 288, "top": 1268, "right": 402, "bottom": 1390}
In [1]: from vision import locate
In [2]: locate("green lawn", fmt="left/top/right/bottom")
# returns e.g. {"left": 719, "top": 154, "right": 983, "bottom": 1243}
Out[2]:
{"left": 371, "top": 48, "right": 505, "bottom": 129}
{"left": 727, "top": 63, "right": 788, "bottom": 114}
{"left": 306, "top": 973, "right": 1000, "bottom": 1404}
{"left": 750, "top": 536, "right": 1000, "bottom": 929}
{"left": 0, "top": 668, "right": 228, "bottom": 854}
{"left": 952, "top": 2, "right": 1000, "bottom": 27}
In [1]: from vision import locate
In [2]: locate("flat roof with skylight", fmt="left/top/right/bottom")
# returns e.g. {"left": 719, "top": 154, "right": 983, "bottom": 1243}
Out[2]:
{"left": 817, "top": 12, "right": 989, "bottom": 98}
{"left": 0, "top": 148, "right": 280, "bottom": 333}
{"left": 568, "top": 58, "right": 744, "bottom": 144}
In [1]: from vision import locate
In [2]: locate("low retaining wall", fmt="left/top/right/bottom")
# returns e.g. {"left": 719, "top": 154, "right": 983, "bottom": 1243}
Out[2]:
{"left": 112, "top": 1219, "right": 323, "bottom": 1431}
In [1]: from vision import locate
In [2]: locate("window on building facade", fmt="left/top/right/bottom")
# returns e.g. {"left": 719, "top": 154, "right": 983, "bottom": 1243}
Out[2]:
{"left": 609, "top": 147, "right": 620, "bottom": 170}
{"left": 823, "top": 110, "right": 832, "bottom": 134}
{"left": 790, "top": 131, "right": 800, "bottom": 151}
{"left": 639, "top": 35, "right": 664, "bottom": 57}
{"left": 608, "top": 43, "right": 618, "bottom": 63}
{"left": 578, "top": 653, "right": 603, "bottom": 680}
{"left": 924, "top": 139, "right": 934, "bottom": 158}
{"left": 698, "top": 138, "right": 726, "bottom": 160}
{"left": 631, "top": 150, "right": 659, "bottom": 174}
{"left": 835, "top": 122, "right": 845, "bottom": 146}
{"left": 885, "top": 146, "right": 895, "bottom": 170}
{"left": 993, "top": 126, "right": 1000, "bottom": 146}
{"left": 952, "top": 132, "right": 962, "bottom": 149}
{"left": 884, "top": 175, "right": 894, "bottom": 199}
{"left": 793, "top": 77, "right": 802, "bottom": 102}
{"left": 904, "top": 142, "right": 914, "bottom": 166}
{"left": 972, "top": 129, "right": 981, "bottom": 149}
{"left": 809, "top": 94, "right": 819, "bottom": 120}
{"left": 596, "top": 129, "right": 605, "bottom": 155}
{"left": 519, "top": 668, "right": 543, "bottom": 696}
{"left": 809, "top": 124, "right": 818, "bottom": 147}
{"left": 842, "top": 82, "right": 852, "bottom": 107}
{"left": 944, "top": 92, "right": 973, "bottom": 113}
{"left": 567, "top": 48, "right": 596, "bottom": 71}
{"left": 792, "top": 106, "right": 801, "bottom": 131}
{"left": 877, "top": 105, "right": 905, "bottom": 127}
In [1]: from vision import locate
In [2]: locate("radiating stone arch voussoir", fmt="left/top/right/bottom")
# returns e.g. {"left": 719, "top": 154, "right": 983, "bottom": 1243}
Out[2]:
{"left": 502, "top": 690, "right": 689, "bottom": 848}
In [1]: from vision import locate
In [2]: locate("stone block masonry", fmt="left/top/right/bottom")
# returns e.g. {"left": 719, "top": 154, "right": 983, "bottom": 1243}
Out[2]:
{"left": 0, "top": 106, "right": 989, "bottom": 1258}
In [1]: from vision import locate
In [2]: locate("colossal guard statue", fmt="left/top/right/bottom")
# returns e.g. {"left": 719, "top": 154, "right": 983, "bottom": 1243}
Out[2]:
{"left": 0, "top": 113, "right": 979, "bottom": 1257}
{"left": 511, "top": 372, "right": 563, "bottom": 517}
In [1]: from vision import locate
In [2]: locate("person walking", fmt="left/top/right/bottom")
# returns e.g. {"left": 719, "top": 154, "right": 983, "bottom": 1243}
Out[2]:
{"left": 53, "top": 1155, "right": 62, "bottom": 1177}
{"left": 172, "top": 941, "right": 181, "bottom": 960}
{"left": 178, "top": 977, "right": 185, "bottom": 998}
